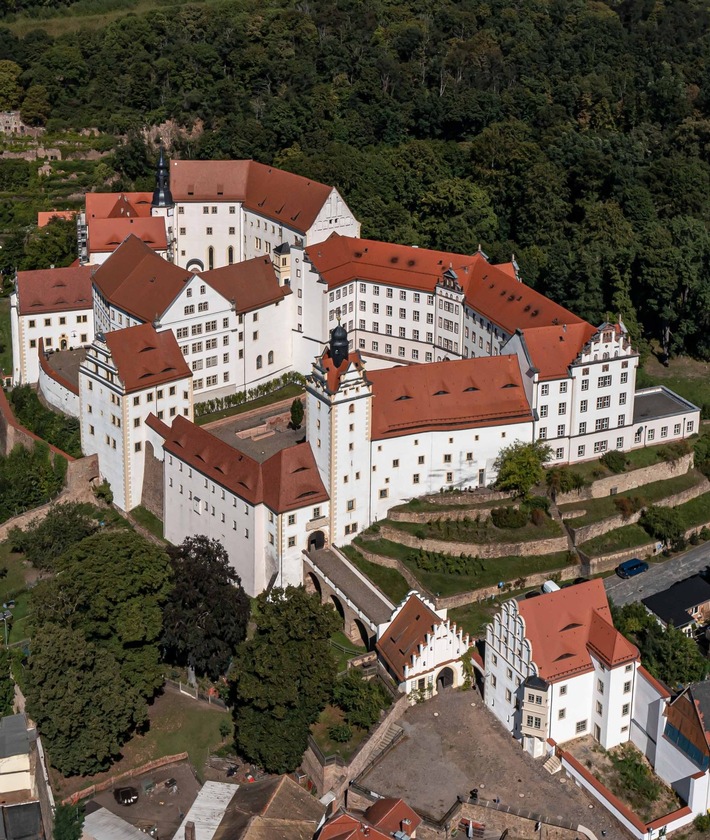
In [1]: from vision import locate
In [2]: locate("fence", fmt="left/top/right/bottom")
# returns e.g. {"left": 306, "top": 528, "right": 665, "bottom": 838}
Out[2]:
{"left": 163, "top": 678, "right": 227, "bottom": 709}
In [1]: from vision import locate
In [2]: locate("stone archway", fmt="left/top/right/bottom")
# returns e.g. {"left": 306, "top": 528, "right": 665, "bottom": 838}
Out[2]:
{"left": 436, "top": 666, "right": 455, "bottom": 692}
{"left": 330, "top": 594, "right": 346, "bottom": 623}
{"left": 308, "top": 530, "right": 325, "bottom": 552}
{"left": 305, "top": 572, "right": 322, "bottom": 599}
{"left": 353, "top": 617, "right": 371, "bottom": 650}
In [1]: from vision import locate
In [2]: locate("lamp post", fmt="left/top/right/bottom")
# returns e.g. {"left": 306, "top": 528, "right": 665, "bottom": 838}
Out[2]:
{"left": 0, "top": 609, "right": 12, "bottom": 647}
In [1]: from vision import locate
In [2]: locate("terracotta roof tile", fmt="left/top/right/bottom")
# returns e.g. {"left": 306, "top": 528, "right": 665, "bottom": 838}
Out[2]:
{"left": 201, "top": 257, "right": 291, "bottom": 314}
{"left": 517, "top": 580, "right": 638, "bottom": 682}
{"left": 519, "top": 323, "right": 597, "bottom": 381}
{"left": 261, "top": 446, "right": 328, "bottom": 513}
{"left": 363, "top": 798, "right": 421, "bottom": 835}
{"left": 16, "top": 265, "right": 93, "bottom": 316}
{"left": 85, "top": 192, "right": 153, "bottom": 219}
{"left": 367, "top": 355, "right": 532, "bottom": 440}
{"left": 103, "top": 323, "right": 191, "bottom": 394}
{"left": 376, "top": 593, "right": 443, "bottom": 682}
{"left": 87, "top": 218, "right": 168, "bottom": 255}
{"left": 91, "top": 235, "right": 191, "bottom": 323}
{"left": 318, "top": 348, "right": 365, "bottom": 394}
{"left": 170, "top": 161, "right": 333, "bottom": 233}
{"left": 317, "top": 814, "right": 389, "bottom": 840}
{"left": 37, "top": 210, "right": 76, "bottom": 228}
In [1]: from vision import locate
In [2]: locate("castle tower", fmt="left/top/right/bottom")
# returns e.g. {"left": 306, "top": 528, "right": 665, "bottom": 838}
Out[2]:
{"left": 306, "top": 323, "right": 373, "bottom": 545}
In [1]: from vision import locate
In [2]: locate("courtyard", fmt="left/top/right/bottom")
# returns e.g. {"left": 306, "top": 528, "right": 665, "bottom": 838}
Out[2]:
{"left": 359, "top": 689, "right": 625, "bottom": 838}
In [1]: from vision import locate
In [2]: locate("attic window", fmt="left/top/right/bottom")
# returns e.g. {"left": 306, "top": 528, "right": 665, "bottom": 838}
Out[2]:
{"left": 531, "top": 309, "right": 539, "bottom": 317}
{"left": 502, "top": 383, "right": 518, "bottom": 389}
{"left": 561, "top": 623, "right": 582, "bottom": 631}
{"left": 396, "top": 395, "right": 412, "bottom": 401}
{"left": 354, "top": 251, "right": 363, "bottom": 258}
{"left": 297, "top": 490, "right": 317, "bottom": 498}
{"left": 292, "top": 466, "right": 308, "bottom": 473}
{"left": 407, "top": 260, "right": 415, "bottom": 266}
{"left": 508, "top": 294, "right": 515, "bottom": 301}
{"left": 390, "top": 257, "right": 399, "bottom": 264}
{"left": 433, "top": 390, "right": 449, "bottom": 396}
{"left": 464, "top": 386, "right": 479, "bottom": 392}
{"left": 554, "top": 653, "right": 574, "bottom": 661}
{"left": 524, "top": 305, "right": 531, "bottom": 312}
{"left": 500, "top": 290, "right": 506, "bottom": 296}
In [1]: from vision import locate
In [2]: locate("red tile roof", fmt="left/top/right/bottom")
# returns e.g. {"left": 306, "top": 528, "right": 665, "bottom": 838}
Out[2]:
{"left": 376, "top": 593, "right": 443, "bottom": 682}
{"left": 317, "top": 347, "right": 365, "bottom": 394}
{"left": 517, "top": 580, "right": 638, "bottom": 682}
{"left": 103, "top": 323, "right": 191, "bottom": 394}
{"left": 159, "top": 416, "right": 327, "bottom": 511}
{"left": 519, "top": 323, "right": 597, "bottom": 381}
{"left": 37, "top": 210, "right": 76, "bottom": 228}
{"left": 306, "top": 235, "right": 582, "bottom": 335}
{"left": 91, "top": 235, "right": 191, "bottom": 322}
{"left": 317, "top": 814, "right": 388, "bottom": 840}
{"left": 87, "top": 218, "right": 168, "bottom": 255}
{"left": 16, "top": 265, "right": 93, "bottom": 316}
{"left": 363, "top": 799, "right": 421, "bottom": 835}
{"left": 85, "top": 192, "right": 153, "bottom": 220}
{"left": 367, "top": 355, "right": 532, "bottom": 440}
{"left": 202, "top": 257, "right": 291, "bottom": 314}
{"left": 170, "top": 161, "right": 333, "bottom": 234}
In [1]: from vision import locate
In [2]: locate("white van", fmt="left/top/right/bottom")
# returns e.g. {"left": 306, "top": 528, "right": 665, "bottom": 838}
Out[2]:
{"left": 541, "top": 580, "right": 561, "bottom": 593}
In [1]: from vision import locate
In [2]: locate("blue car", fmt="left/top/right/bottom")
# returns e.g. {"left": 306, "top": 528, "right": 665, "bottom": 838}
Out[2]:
{"left": 616, "top": 558, "right": 649, "bottom": 579}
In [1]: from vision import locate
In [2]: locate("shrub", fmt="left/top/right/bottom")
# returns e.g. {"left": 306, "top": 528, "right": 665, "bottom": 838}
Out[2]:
{"left": 601, "top": 450, "right": 627, "bottom": 474}
{"left": 639, "top": 506, "right": 683, "bottom": 545}
{"left": 414, "top": 526, "right": 427, "bottom": 540}
{"left": 490, "top": 506, "right": 529, "bottom": 529}
{"left": 524, "top": 496, "right": 550, "bottom": 513}
{"left": 609, "top": 744, "right": 661, "bottom": 805}
{"left": 613, "top": 495, "right": 645, "bottom": 520}
{"left": 9, "top": 385, "right": 81, "bottom": 458}
{"left": 530, "top": 507, "right": 546, "bottom": 526}
{"left": 694, "top": 813, "right": 710, "bottom": 831}
{"left": 659, "top": 440, "right": 691, "bottom": 463}
{"left": 328, "top": 723, "right": 353, "bottom": 743}
{"left": 93, "top": 480, "right": 113, "bottom": 504}
{"left": 333, "top": 670, "right": 390, "bottom": 729}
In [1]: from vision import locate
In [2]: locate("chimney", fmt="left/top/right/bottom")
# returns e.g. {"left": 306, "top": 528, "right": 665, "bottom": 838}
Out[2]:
{"left": 185, "top": 822, "right": 195, "bottom": 840}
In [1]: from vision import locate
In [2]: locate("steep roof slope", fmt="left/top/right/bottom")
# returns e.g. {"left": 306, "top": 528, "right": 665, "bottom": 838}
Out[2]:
{"left": 376, "top": 593, "right": 443, "bottom": 681}
{"left": 16, "top": 265, "right": 93, "bottom": 315}
{"left": 103, "top": 323, "right": 191, "bottom": 393}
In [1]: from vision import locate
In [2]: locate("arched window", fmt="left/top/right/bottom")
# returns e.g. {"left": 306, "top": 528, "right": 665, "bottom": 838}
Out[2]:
{"left": 256, "top": 355, "right": 263, "bottom": 369}
{"left": 267, "top": 350, "right": 274, "bottom": 364}
{"left": 349, "top": 404, "right": 355, "bottom": 414}
{"left": 228, "top": 246, "right": 234, "bottom": 265}
{"left": 207, "top": 246, "right": 214, "bottom": 271}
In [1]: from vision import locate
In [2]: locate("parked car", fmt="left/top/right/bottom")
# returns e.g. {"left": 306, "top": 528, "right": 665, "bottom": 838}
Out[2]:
{"left": 114, "top": 787, "right": 139, "bottom": 806}
{"left": 524, "top": 591, "right": 541, "bottom": 599}
{"left": 616, "top": 558, "right": 649, "bottom": 579}
{"left": 541, "top": 580, "right": 561, "bottom": 593}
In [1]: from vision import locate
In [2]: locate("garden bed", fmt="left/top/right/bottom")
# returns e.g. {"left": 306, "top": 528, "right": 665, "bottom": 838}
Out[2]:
{"left": 384, "top": 511, "right": 562, "bottom": 544}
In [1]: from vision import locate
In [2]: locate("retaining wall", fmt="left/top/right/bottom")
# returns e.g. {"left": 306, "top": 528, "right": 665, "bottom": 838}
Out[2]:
{"left": 566, "top": 479, "right": 710, "bottom": 545}
{"left": 0, "top": 387, "right": 73, "bottom": 460}
{"left": 377, "top": 524, "right": 568, "bottom": 559}
{"left": 388, "top": 503, "right": 521, "bottom": 524}
{"left": 556, "top": 453, "right": 693, "bottom": 505}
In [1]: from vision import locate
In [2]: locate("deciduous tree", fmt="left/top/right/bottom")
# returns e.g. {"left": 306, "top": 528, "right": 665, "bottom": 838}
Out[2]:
{"left": 494, "top": 441, "right": 551, "bottom": 498}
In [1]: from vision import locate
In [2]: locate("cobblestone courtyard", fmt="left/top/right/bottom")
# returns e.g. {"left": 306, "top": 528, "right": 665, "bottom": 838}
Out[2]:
{"left": 360, "top": 689, "right": 627, "bottom": 838}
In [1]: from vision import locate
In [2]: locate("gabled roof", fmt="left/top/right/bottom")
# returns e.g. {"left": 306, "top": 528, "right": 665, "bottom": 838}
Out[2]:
{"left": 159, "top": 416, "right": 327, "bottom": 512}
{"left": 376, "top": 593, "right": 443, "bottom": 681}
{"left": 85, "top": 192, "right": 153, "bottom": 220}
{"left": 170, "top": 160, "right": 334, "bottom": 233}
{"left": 367, "top": 355, "right": 533, "bottom": 440}
{"left": 518, "top": 323, "right": 597, "bottom": 381}
{"left": 103, "top": 324, "right": 191, "bottom": 394}
{"left": 518, "top": 579, "right": 638, "bottom": 682}
{"left": 363, "top": 798, "right": 421, "bottom": 835}
{"left": 16, "top": 265, "right": 93, "bottom": 316}
{"left": 642, "top": 576, "right": 710, "bottom": 629}
{"left": 91, "top": 235, "right": 191, "bottom": 322}
{"left": 201, "top": 257, "right": 290, "bottom": 314}
{"left": 316, "top": 347, "right": 365, "bottom": 394}
{"left": 87, "top": 217, "right": 168, "bottom": 255}
{"left": 317, "top": 814, "right": 389, "bottom": 840}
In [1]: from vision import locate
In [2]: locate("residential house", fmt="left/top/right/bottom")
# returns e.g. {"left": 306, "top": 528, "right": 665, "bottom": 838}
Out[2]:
{"left": 317, "top": 798, "right": 420, "bottom": 840}
{"left": 642, "top": 575, "right": 710, "bottom": 636}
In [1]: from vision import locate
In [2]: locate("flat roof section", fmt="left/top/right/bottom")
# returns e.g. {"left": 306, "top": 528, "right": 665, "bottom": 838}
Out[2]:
{"left": 44, "top": 348, "right": 86, "bottom": 394}
{"left": 632, "top": 386, "right": 699, "bottom": 424}
{"left": 207, "top": 419, "right": 305, "bottom": 464}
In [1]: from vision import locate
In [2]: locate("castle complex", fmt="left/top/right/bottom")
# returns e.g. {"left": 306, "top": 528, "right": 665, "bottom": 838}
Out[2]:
{"left": 9, "top": 153, "right": 699, "bottom": 595}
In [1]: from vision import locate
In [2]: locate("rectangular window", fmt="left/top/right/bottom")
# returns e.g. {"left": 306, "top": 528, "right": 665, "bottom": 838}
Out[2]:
{"left": 575, "top": 720, "right": 587, "bottom": 734}
{"left": 413, "top": 474, "right": 420, "bottom": 484}
{"left": 618, "top": 415, "right": 625, "bottom": 427}
{"left": 538, "top": 428, "right": 547, "bottom": 440}
{"left": 594, "top": 440, "right": 608, "bottom": 453}
{"left": 558, "top": 402, "right": 566, "bottom": 415}
{"left": 596, "top": 701, "right": 603, "bottom": 715}
{"left": 621, "top": 372, "right": 628, "bottom": 384}
{"left": 624, "top": 681, "right": 631, "bottom": 693}
{"left": 579, "top": 422, "right": 587, "bottom": 435}
{"left": 597, "top": 396, "right": 611, "bottom": 409}
{"left": 557, "top": 424, "right": 565, "bottom": 437}
{"left": 555, "top": 447, "right": 564, "bottom": 459}
{"left": 661, "top": 426, "right": 668, "bottom": 438}
{"left": 559, "top": 381, "right": 567, "bottom": 393}
{"left": 595, "top": 418, "right": 609, "bottom": 431}
{"left": 580, "top": 400, "right": 588, "bottom": 413}
{"left": 540, "top": 405, "right": 548, "bottom": 418}
{"left": 674, "top": 423, "right": 681, "bottom": 435}
{"left": 540, "top": 384, "right": 549, "bottom": 396}
{"left": 598, "top": 375, "right": 612, "bottom": 388}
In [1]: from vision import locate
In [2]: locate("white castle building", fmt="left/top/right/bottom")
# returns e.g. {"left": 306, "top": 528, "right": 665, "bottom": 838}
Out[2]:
{"left": 11, "top": 152, "right": 699, "bottom": 592}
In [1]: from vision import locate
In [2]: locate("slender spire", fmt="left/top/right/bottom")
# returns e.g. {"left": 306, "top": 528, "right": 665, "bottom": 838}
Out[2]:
{"left": 151, "top": 144, "right": 173, "bottom": 208}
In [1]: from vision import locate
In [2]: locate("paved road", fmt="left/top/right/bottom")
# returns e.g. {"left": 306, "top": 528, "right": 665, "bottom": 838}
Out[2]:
{"left": 604, "top": 541, "right": 710, "bottom": 606}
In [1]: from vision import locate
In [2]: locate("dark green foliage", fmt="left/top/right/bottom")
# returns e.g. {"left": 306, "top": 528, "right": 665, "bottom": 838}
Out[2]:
{"left": 162, "top": 536, "right": 250, "bottom": 680}
{"left": 523, "top": 496, "right": 551, "bottom": 513}
{"left": 328, "top": 723, "right": 352, "bottom": 743}
{"left": 639, "top": 506, "right": 684, "bottom": 546}
{"left": 53, "top": 804, "right": 84, "bottom": 840}
{"left": 93, "top": 480, "right": 113, "bottom": 504}
{"left": 0, "top": 650, "right": 15, "bottom": 718}
{"left": 408, "top": 548, "right": 486, "bottom": 577}
{"left": 0, "top": 443, "right": 66, "bottom": 524}
{"left": 193, "top": 374, "right": 304, "bottom": 418}
{"left": 490, "top": 506, "right": 528, "bottom": 529}
{"left": 20, "top": 218, "right": 77, "bottom": 271}
{"left": 694, "top": 813, "right": 710, "bottom": 832}
{"left": 608, "top": 744, "right": 661, "bottom": 809}
{"left": 231, "top": 586, "right": 339, "bottom": 774}
{"left": 601, "top": 451, "right": 628, "bottom": 474}
{"left": 614, "top": 496, "right": 646, "bottom": 520}
{"left": 10, "top": 385, "right": 81, "bottom": 457}
{"left": 289, "top": 398, "right": 304, "bottom": 430}
{"left": 613, "top": 602, "right": 709, "bottom": 687}
{"left": 332, "top": 670, "right": 390, "bottom": 729}
{"left": 8, "top": 502, "right": 98, "bottom": 570}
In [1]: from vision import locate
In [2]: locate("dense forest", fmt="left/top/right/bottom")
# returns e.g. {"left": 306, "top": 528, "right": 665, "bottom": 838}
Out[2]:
{"left": 1, "top": 0, "right": 710, "bottom": 356}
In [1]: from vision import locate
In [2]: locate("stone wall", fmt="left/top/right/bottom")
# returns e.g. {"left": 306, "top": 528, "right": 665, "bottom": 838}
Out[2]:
{"left": 141, "top": 442, "right": 164, "bottom": 519}
{"left": 567, "top": 479, "right": 710, "bottom": 545}
{"left": 0, "top": 387, "right": 73, "bottom": 460}
{"left": 556, "top": 453, "right": 694, "bottom": 505}
{"left": 377, "top": 524, "right": 568, "bottom": 559}
{"left": 388, "top": 503, "right": 520, "bottom": 524}
{"left": 413, "top": 489, "right": 514, "bottom": 506}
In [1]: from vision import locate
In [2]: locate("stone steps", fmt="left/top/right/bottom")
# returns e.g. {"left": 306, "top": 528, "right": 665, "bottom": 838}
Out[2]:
{"left": 542, "top": 753, "right": 561, "bottom": 774}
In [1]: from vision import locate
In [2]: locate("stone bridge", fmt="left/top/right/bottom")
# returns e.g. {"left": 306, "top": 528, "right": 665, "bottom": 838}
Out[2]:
{"left": 304, "top": 547, "right": 395, "bottom": 649}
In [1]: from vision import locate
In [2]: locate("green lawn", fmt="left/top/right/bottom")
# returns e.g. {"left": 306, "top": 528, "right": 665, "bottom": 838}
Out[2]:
{"left": 340, "top": 544, "right": 410, "bottom": 604}
{"left": 449, "top": 600, "right": 501, "bottom": 639}
{"left": 559, "top": 471, "right": 704, "bottom": 527}
{"left": 568, "top": 443, "right": 679, "bottom": 484}
{"left": 195, "top": 385, "right": 303, "bottom": 426}
{"left": 389, "top": 497, "right": 515, "bottom": 514}
{"left": 676, "top": 491, "right": 710, "bottom": 531}
{"left": 578, "top": 524, "right": 652, "bottom": 558}
{"left": 356, "top": 538, "right": 571, "bottom": 597}
{"left": 0, "top": 297, "right": 11, "bottom": 379}
{"left": 329, "top": 630, "right": 366, "bottom": 672}
{"left": 384, "top": 512, "right": 562, "bottom": 544}
{"left": 131, "top": 506, "right": 165, "bottom": 540}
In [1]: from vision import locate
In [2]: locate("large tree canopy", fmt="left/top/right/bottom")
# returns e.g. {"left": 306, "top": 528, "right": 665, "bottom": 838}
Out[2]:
{"left": 231, "top": 586, "right": 339, "bottom": 773}
{"left": 162, "top": 535, "right": 250, "bottom": 680}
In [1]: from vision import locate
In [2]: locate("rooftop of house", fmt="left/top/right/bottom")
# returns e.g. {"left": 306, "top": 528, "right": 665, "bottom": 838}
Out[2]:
{"left": 367, "top": 355, "right": 533, "bottom": 440}
{"left": 642, "top": 575, "right": 710, "bottom": 629}
{"left": 85, "top": 192, "right": 154, "bottom": 220}
{"left": 376, "top": 593, "right": 443, "bottom": 682}
{"left": 102, "top": 323, "right": 191, "bottom": 393}
{"left": 169, "top": 160, "right": 334, "bottom": 234}
{"left": 519, "top": 322, "right": 598, "bottom": 381}
{"left": 0, "top": 715, "right": 29, "bottom": 759}
{"left": 306, "top": 235, "right": 581, "bottom": 334}
{"left": 199, "top": 257, "right": 291, "bottom": 314}
{"left": 315, "top": 346, "right": 366, "bottom": 394}
{"left": 87, "top": 217, "right": 168, "bottom": 255}
{"left": 633, "top": 387, "right": 700, "bottom": 424}
{"left": 37, "top": 210, "right": 76, "bottom": 228}
{"left": 317, "top": 814, "right": 389, "bottom": 840}
{"left": 317, "top": 799, "right": 420, "bottom": 840}
{"left": 158, "top": 416, "right": 328, "bottom": 513}
{"left": 517, "top": 579, "right": 638, "bottom": 682}
{"left": 83, "top": 805, "right": 150, "bottom": 840}
{"left": 16, "top": 265, "right": 93, "bottom": 316}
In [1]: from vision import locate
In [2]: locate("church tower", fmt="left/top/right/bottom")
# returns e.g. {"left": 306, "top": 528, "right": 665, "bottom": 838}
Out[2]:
{"left": 306, "top": 323, "right": 373, "bottom": 546}
{"left": 151, "top": 145, "right": 175, "bottom": 261}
